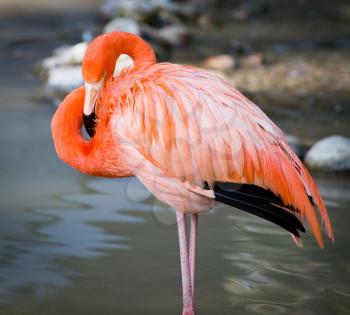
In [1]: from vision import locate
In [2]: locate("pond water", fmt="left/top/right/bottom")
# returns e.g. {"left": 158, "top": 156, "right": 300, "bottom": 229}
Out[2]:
{"left": 0, "top": 4, "right": 349, "bottom": 315}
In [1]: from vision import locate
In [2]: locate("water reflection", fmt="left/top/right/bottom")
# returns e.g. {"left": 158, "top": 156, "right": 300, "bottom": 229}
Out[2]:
{"left": 0, "top": 174, "right": 349, "bottom": 314}
{"left": 0, "top": 177, "right": 151, "bottom": 303}
{"left": 222, "top": 175, "right": 350, "bottom": 315}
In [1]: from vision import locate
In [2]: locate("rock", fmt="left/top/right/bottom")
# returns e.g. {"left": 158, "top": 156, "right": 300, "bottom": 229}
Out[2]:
{"left": 99, "top": 0, "right": 155, "bottom": 20}
{"left": 46, "top": 66, "right": 83, "bottom": 93}
{"left": 156, "top": 24, "right": 191, "bottom": 47}
{"left": 103, "top": 17, "right": 141, "bottom": 35}
{"left": 45, "top": 54, "right": 134, "bottom": 96}
{"left": 203, "top": 55, "right": 236, "bottom": 71}
{"left": 142, "top": 23, "right": 190, "bottom": 48}
{"left": 39, "top": 42, "right": 87, "bottom": 104}
{"left": 150, "top": 9, "right": 181, "bottom": 28}
{"left": 304, "top": 135, "right": 350, "bottom": 171}
{"left": 285, "top": 134, "right": 303, "bottom": 158}
{"left": 41, "top": 42, "right": 88, "bottom": 70}
{"left": 99, "top": 0, "right": 197, "bottom": 21}
{"left": 240, "top": 52, "right": 264, "bottom": 68}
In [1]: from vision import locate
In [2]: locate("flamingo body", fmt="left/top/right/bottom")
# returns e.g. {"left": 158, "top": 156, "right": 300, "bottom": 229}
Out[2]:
{"left": 51, "top": 32, "right": 334, "bottom": 315}
{"left": 98, "top": 61, "right": 332, "bottom": 246}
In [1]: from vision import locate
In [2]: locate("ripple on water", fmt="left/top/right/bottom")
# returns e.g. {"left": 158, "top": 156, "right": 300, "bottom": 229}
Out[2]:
{"left": 334, "top": 287, "right": 350, "bottom": 298}
{"left": 224, "top": 205, "right": 329, "bottom": 314}
{"left": 221, "top": 203, "right": 348, "bottom": 314}
{"left": 246, "top": 302, "right": 288, "bottom": 315}
{"left": 0, "top": 177, "right": 151, "bottom": 303}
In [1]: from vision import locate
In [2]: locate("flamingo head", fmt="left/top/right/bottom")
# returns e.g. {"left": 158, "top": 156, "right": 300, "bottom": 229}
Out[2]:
{"left": 81, "top": 74, "right": 102, "bottom": 137}
{"left": 81, "top": 35, "right": 117, "bottom": 137}
{"left": 81, "top": 36, "right": 112, "bottom": 117}
{"left": 81, "top": 32, "right": 156, "bottom": 137}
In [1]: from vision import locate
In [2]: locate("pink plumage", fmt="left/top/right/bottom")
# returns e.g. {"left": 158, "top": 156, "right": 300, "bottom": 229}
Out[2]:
{"left": 51, "top": 32, "right": 334, "bottom": 315}
{"left": 100, "top": 62, "right": 333, "bottom": 247}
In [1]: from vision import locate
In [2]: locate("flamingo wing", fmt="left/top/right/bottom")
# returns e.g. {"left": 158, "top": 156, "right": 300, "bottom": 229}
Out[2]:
{"left": 107, "top": 63, "right": 333, "bottom": 246}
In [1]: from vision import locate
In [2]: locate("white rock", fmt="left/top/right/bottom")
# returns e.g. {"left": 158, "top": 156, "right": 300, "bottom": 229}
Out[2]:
{"left": 240, "top": 52, "right": 264, "bottom": 68}
{"left": 45, "top": 54, "right": 133, "bottom": 95}
{"left": 99, "top": 0, "right": 157, "bottom": 20}
{"left": 203, "top": 54, "right": 236, "bottom": 71}
{"left": 103, "top": 17, "right": 140, "bottom": 35}
{"left": 304, "top": 135, "right": 350, "bottom": 171}
{"left": 157, "top": 24, "right": 190, "bottom": 46}
{"left": 42, "top": 42, "right": 88, "bottom": 70}
{"left": 46, "top": 66, "right": 83, "bottom": 92}
{"left": 99, "top": 0, "right": 195, "bottom": 20}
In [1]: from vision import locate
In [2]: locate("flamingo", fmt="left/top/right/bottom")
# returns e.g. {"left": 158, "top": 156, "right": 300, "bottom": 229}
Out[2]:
{"left": 51, "top": 32, "right": 334, "bottom": 315}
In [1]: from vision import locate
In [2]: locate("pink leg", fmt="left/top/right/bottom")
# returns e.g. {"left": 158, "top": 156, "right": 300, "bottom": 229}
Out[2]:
{"left": 176, "top": 211, "right": 195, "bottom": 315}
{"left": 189, "top": 213, "right": 198, "bottom": 303}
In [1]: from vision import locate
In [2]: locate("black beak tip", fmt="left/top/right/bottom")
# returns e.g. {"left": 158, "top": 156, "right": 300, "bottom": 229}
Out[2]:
{"left": 83, "top": 113, "right": 97, "bottom": 138}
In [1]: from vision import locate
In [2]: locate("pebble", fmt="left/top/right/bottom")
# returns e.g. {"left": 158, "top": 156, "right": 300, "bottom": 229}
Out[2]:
{"left": 41, "top": 42, "right": 88, "bottom": 70}
{"left": 99, "top": 0, "right": 155, "bottom": 20}
{"left": 304, "top": 135, "right": 350, "bottom": 171}
{"left": 240, "top": 52, "right": 264, "bottom": 68}
{"left": 46, "top": 66, "right": 83, "bottom": 93}
{"left": 203, "top": 54, "right": 236, "bottom": 71}
{"left": 103, "top": 17, "right": 141, "bottom": 35}
{"left": 99, "top": 0, "right": 197, "bottom": 21}
{"left": 156, "top": 24, "right": 191, "bottom": 47}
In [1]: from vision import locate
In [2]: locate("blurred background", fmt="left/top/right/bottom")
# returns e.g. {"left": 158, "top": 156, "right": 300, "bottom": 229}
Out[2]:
{"left": 0, "top": 0, "right": 349, "bottom": 314}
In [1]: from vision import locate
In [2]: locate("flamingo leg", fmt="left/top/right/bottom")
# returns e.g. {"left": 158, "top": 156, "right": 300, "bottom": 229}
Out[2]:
{"left": 189, "top": 213, "right": 198, "bottom": 303}
{"left": 176, "top": 211, "right": 195, "bottom": 315}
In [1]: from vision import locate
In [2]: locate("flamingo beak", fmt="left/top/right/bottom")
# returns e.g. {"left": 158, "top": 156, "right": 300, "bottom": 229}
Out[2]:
{"left": 83, "top": 80, "right": 103, "bottom": 116}
{"left": 83, "top": 79, "right": 103, "bottom": 138}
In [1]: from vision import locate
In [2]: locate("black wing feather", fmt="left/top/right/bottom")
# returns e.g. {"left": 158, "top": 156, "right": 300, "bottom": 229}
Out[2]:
{"left": 212, "top": 182, "right": 305, "bottom": 237}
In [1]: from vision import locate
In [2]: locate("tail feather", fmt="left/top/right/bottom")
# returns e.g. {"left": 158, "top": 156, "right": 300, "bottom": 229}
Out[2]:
{"left": 277, "top": 141, "right": 334, "bottom": 244}
{"left": 304, "top": 170, "right": 334, "bottom": 242}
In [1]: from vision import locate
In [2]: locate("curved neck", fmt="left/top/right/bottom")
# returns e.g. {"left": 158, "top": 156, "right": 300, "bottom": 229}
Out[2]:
{"left": 107, "top": 32, "right": 156, "bottom": 64}
{"left": 51, "top": 87, "right": 98, "bottom": 175}
{"left": 83, "top": 32, "right": 157, "bottom": 82}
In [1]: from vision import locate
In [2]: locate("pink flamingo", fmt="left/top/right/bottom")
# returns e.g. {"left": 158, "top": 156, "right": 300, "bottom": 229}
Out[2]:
{"left": 51, "top": 32, "right": 334, "bottom": 315}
